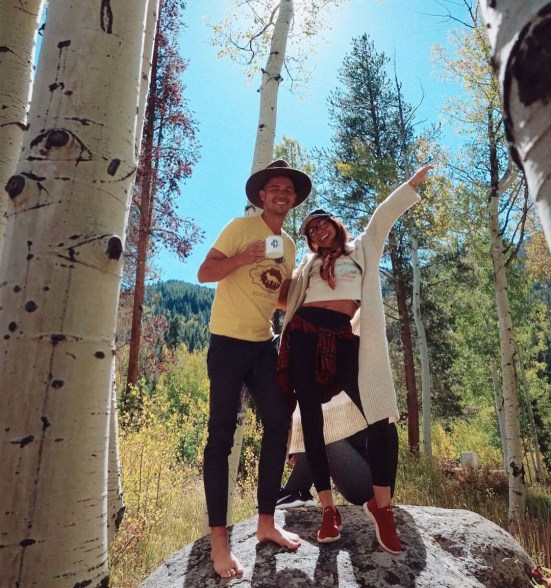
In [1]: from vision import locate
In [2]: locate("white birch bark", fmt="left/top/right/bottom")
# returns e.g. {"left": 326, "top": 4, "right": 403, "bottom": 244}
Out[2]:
{"left": 492, "top": 361, "right": 508, "bottom": 472}
{"left": 411, "top": 227, "right": 432, "bottom": 457}
{"left": 0, "top": 0, "right": 43, "bottom": 257}
{"left": 248, "top": 0, "right": 295, "bottom": 211}
{"left": 488, "top": 188, "right": 525, "bottom": 528}
{"left": 107, "top": 376, "right": 125, "bottom": 547}
{"left": 136, "top": 0, "right": 161, "bottom": 155}
{"left": 517, "top": 355, "right": 544, "bottom": 481}
{"left": 480, "top": 0, "right": 551, "bottom": 251}
{"left": 223, "top": 398, "right": 247, "bottom": 526}
{"left": 107, "top": 0, "right": 159, "bottom": 542}
{"left": 223, "top": 0, "right": 295, "bottom": 528}
{"left": 0, "top": 0, "right": 147, "bottom": 584}
{"left": 524, "top": 440, "right": 535, "bottom": 485}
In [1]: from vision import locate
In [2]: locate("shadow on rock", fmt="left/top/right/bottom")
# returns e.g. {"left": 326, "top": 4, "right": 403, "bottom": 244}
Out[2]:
{"left": 251, "top": 542, "right": 316, "bottom": 587}
{"left": 140, "top": 505, "right": 535, "bottom": 587}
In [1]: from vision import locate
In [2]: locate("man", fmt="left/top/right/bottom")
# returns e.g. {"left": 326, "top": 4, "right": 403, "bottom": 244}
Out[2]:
{"left": 197, "top": 160, "right": 312, "bottom": 579}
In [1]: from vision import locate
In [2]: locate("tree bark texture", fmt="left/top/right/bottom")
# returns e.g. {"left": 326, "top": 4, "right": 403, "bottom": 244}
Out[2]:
{"left": 517, "top": 353, "right": 544, "bottom": 482}
{"left": 225, "top": 0, "right": 295, "bottom": 527}
{"left": 249, "top": 0, "right": 294, "bottom": 210}
{"left": 125, "top": 16, "right": 160, "bottom": 405}
{"left": 480, "top": 0, "right": 551, "bottom": 251}
{"left": 488, "top": 186, "right": 525, "bottom": 528}
{"left": 0, "top": 0, "right": 43, "bottom": 257}
{"left": 107, "top": 376, "right": 125, "bottom": 546}
{"left": 0, "top": 0, "right": 146, "bottom": 585}
{"left": 492, "top": 362, "right": 509, "bottom": 472}
{"left": 135, "top": 0, "right": 161, "bottom": 155}
{"left": 389, "top": 238, "right": 420, "bottom": 455}
{"left": 410, "top": 228, "right": 432, "bottom": 457}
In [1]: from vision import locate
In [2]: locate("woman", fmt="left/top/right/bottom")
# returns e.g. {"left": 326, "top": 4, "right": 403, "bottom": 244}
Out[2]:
{"left": 277, "top": 165, "right": 432, "bottom": 553}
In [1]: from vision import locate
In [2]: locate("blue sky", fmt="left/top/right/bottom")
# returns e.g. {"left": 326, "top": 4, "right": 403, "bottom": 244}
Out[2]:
{"left": 158, "top": 0, "right": 467, "bottom": 284}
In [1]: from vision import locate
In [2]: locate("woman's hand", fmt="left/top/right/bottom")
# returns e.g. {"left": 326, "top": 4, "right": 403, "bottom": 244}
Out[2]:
{"left": 407, "top": 164, "right": 434, "bottom": 188}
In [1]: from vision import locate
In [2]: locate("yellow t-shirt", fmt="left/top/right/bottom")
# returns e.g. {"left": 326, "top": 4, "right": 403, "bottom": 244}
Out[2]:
{"left": 209, "top": 216, "right": 296, "bottom": 341}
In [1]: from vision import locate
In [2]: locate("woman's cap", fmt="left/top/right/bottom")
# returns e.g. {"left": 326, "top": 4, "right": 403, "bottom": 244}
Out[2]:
{"left": 300, "top": 208, "right": 333, "bottom": 235}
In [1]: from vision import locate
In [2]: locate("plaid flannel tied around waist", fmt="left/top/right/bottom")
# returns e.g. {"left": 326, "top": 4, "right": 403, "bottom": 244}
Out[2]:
{"left": 276, "top": 311, "right": 356, "bottom": 411}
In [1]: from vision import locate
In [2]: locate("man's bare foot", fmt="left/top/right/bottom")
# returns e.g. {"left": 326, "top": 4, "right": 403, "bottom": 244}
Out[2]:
{"left": 210, "top": 527, "right": 244, "bottom": 579}
{"left": 256, "top": 514, "right": 301, "bottom": 549}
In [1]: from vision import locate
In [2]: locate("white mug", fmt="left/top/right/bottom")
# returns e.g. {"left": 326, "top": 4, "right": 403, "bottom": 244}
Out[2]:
{"left": 265, "top": 235, "right": 284, "bottom": 259}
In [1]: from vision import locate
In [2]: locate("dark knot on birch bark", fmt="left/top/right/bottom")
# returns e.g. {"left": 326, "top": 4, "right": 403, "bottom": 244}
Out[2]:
{"left": 46, "top": 129, "right": 70, "bottom": 148}
{"left": 106, "top": 237, "right": 123, "bottom": 260}
{"left": 5, "top": 175, "right": 25, "bottom": 199}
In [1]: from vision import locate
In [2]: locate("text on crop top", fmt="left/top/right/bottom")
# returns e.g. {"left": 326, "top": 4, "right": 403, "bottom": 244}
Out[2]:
{"left": 303, "top": 254, "right": 362, "bottom": 303}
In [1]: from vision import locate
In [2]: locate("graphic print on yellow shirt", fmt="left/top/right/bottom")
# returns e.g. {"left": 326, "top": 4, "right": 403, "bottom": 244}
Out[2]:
{"left": 250, "top": 262, "right": 285, "bottom": 292}
{"left": 209, "top": 216, "right": 296, "bottom": 341}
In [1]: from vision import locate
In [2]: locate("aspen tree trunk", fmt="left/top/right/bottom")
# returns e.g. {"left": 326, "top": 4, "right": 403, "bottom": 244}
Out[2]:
{"left": 492, "top": 362, "right": 508, "bottom": 472}
{"left": 389, "top": 242, "right": 420, "bottom": 454}
{"left": 136, "top": 0, "right": 161, "bottom": 154}
{"left": 125, "top": 15, "right": 161, "bottom": 408}
{"left": 517, "top": 354, "right": 544, "bottom": 481}
{"left": 411, "top": 228, "right": 432, "bottom": 457}
{"left": 107, "top": 376, "right": 125, "bottom": 546}
{"left": 248, "top": 0, "right": 294, "bottom": 211}
{"left": 0, "top": 1, "right": 146, "bottom": 585}
{"left": 0, "top": 0, "right": 43, "bottom": 256}
{"left": 524, "top": 440, "right": 535, "bottom": 485}
{"left": 480, "top": 0, "right": 551, "bottom": 251}
{"left": 224, "top": 0, "right": 296, "bottom": 527}
{"left": 395, "top": 77, "right": 431, "bottom": 456}
{"left": 109, "top": 0, "right": 159, "bottom": 540}
{"left": 488, "top": 186, "right": 525, "bottom": 529}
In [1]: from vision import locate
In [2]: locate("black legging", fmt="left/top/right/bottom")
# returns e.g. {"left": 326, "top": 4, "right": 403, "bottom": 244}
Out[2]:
{"left": 288, "top": 306, "right": 398, "bottom": 494}
{"left": 285, "top": 428, "right": 397, "bottom": 505}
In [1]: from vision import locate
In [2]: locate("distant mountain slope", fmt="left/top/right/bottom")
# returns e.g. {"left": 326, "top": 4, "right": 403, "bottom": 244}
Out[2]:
{"left": 146, "top": 280, "right": 214, "bottom": 352}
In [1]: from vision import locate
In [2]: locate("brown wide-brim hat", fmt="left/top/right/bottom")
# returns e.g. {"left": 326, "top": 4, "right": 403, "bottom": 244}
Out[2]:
{"left": 245, "top": 159, "right": 312, "bottom": 209}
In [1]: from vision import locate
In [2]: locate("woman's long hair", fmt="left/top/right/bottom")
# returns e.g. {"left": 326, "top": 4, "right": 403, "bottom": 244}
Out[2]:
{"left": 305, "top": 216, "right": 351, "bottom": 255}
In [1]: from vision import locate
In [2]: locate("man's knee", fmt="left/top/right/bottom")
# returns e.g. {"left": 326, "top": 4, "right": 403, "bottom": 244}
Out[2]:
{"left": 262, "top": 401, "right": 291, "bottom": 434}
{"left": 205, "top": 419, "right": 238, "bottom": 456}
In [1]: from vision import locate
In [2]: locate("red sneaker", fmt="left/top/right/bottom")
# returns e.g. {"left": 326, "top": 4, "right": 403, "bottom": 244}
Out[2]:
{"left": 364, "top": 498, "right": 401, "bottom": 554}
{"left": 335, "top": 507, "right": 342, "bottom": 530}
{"left": 317, "top": 506, "right": 341, "bottom": 543}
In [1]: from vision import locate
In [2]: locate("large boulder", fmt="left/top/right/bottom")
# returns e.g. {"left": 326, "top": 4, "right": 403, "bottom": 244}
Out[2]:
{"left": 141, "top": 505, "right": 534, "bottom": 587}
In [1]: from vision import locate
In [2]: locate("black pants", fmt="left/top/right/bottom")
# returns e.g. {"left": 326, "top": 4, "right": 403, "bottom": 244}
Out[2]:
{"left": 289, "top": 307, "right": 398, "bottom": 493}
{"left": 204, "top": 334, "right": 291, "bottom": 527}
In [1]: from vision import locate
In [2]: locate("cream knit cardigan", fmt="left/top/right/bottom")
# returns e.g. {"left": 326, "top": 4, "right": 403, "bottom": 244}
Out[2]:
{"left": 283, "top": 182, "right": 420, "bottom": 448}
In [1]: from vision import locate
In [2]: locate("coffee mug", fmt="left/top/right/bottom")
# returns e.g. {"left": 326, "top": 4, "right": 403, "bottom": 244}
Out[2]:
{"left": 265, "top": 235, "right": 284, "bottom": 259}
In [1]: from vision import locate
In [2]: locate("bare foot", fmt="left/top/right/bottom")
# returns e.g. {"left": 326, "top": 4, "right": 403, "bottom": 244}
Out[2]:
{"left": 256, "top": 514, "right": 301, "bottom": 549}
{"left": 210, "top": 528, "right": 244, "bottom": 579}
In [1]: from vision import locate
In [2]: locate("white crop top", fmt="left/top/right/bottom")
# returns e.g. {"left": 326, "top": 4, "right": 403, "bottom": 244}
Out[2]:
{"left": 303, "top": 255, "right": 362, "bottom": 303}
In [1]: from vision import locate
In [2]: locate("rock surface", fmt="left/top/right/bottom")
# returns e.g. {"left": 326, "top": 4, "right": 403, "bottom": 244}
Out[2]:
{"left": 141, "top": 505, "right": 534, "bottom": 587}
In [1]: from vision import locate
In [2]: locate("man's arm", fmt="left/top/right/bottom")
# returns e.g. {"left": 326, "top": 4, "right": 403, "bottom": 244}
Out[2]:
{"left": 197, "top": 241, "right": 266, "bottom": 283}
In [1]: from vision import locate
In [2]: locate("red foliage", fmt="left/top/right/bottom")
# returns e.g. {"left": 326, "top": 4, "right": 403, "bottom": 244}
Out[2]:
{"left": 124, "top": 0, "right": 203, "bottom": 395}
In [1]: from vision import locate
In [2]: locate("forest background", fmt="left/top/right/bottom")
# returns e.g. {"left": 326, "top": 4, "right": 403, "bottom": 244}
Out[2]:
{"left": 110, "top": 1, "right": 551, "bottom": 586}
{"left": 1, "top": 0, "right": 550, "bottom": 587}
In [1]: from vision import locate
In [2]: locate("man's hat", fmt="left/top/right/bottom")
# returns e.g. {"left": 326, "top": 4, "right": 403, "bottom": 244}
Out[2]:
{"left": 299, "top": 208, "right": 333, "bottom": 235}
{"left": 246, "top": 160, "right": 312, "bottom": 209}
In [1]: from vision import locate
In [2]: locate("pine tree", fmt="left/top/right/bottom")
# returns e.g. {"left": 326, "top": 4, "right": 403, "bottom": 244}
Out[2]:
{"left": 320, "top": 34, "right": 421, "bottom": 452}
